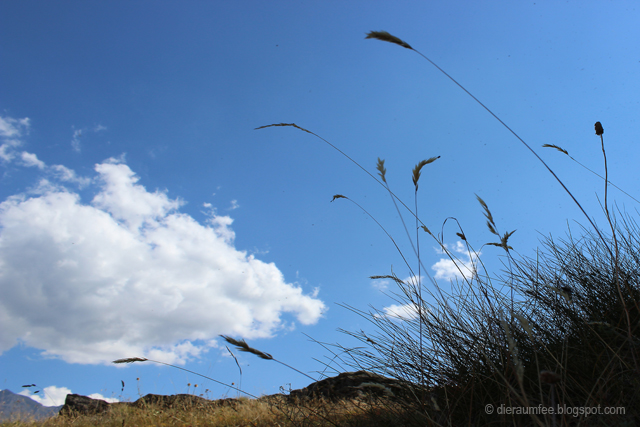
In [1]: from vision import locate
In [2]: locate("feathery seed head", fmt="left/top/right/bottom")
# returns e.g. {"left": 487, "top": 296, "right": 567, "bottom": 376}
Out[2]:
{"left": 376, "top": 158, "right": 387, "bottom": 183}
{"left": 220, "top": 335, "right": 273, "bottom": 360}
{"left": 542, "top": 144, "right": 569, "bottom": 156}
{"left": 113, "top": 357, "right": 148, "bottom": 364}
{"left": 365, "top": 31, "right": 413, "bottom": 50}
{"left": 412, "top": 156, "right": 440, "bottom": 190}
{"left": 420, "top": 225, "right": 433, "bottom": 235}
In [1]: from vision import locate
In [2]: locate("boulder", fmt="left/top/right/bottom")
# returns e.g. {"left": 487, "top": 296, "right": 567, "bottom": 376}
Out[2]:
{"left": 59, "top": 394, "right": 110, "bottom": 417}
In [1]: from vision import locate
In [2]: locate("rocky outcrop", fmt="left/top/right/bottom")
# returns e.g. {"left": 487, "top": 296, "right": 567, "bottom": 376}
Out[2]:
{"left": 59, "top": 394, "right": 110, "bottom": 417}
{"left": 59, "top": 393, "right": 240, "bottom": 417}
{"left": 285, "top": 370, "right": 428, "bottom": 403}
{"left": 60, "top": 371, "right": 428, "bottom": 417}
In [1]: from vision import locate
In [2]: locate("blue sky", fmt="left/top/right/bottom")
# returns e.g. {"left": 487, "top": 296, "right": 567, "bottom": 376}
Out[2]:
{"left": 1, "top": 0, "right": 639, "bottom": 407}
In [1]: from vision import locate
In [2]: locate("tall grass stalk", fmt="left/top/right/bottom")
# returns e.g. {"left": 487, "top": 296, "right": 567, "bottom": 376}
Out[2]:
{"left": 363, "top": 31, "right": 613, "bottom": 262}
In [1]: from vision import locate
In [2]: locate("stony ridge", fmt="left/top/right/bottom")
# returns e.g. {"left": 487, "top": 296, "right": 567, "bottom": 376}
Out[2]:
{"left": 59, "top": 370, "right": 430, "bottom": 417}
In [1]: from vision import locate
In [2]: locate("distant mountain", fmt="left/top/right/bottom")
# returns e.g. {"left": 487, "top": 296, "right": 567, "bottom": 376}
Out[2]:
{"left": 0, "top": 389, "right": 62, "bottom": 422}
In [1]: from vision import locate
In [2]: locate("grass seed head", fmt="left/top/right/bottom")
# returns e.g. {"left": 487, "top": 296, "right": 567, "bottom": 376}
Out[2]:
{"left": 365, "top": 31, "right": 413, "bottom": 50}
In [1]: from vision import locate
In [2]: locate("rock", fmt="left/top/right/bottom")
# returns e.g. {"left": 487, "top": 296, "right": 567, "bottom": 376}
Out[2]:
{"left": 59, "top": 393, "right": 240, "bottom": 417}
{"left": 59, "top": 394, "right": 110, "bottom": 417}
{"left": 285, "top": 370, "right": 428, "bottom": 403}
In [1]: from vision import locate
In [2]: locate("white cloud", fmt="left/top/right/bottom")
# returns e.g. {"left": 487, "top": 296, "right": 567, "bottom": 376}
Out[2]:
{"left": 70, "top": 124, "right": 108, "bottom": 153}
{"left": 374, "top": 303, "right": 420, "bottom": 321}
{"left": 432, "top": 241, "right": 479, "bottom": 282}
{"left": 371, "top": 278, "right": 390, "bottom": 291}
{"left": 0, "top": 158, "right": 326, "bottom": 365}
{"left": 1, "top": 116, "right": 89, "bottom": 189}
{"left": 0, "top": 115, "right": 30, "bottom": 162}
{"left": 20, "top": 152, "right": 46, "bottom": 169}
{"left": 19, "top": 385, "right": 119, "bottom": 406}
{"left": 87, "top": 393, "right": 119, "bottom": 403}
{"left": 20, "top": 386, "right": 72, "bottom": 407}
{"left": 0, "top": 116, "right": 30, "bottom": 138}
{"left": 71, "top": 129, "right": 82, "bottom": 152}
{"left": 50, "top": 164, "right": 92, "bottom": 187}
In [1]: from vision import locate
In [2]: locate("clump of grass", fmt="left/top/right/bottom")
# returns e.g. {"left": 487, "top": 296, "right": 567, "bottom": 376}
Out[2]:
{"left": 255, "top": 31, "right": 639, "bottom": 426}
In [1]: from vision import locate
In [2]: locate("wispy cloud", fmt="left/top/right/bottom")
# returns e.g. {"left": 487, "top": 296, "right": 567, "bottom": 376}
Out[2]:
{"left": 71, "top": 128, "right": 82, "bottom": 152}
{"left": 0, "top": 157, "right": 326, "bottom": 365}
{"left": 0, "top": 115, "right": 95, "bottom": 188}
{"left": 71, "top": 123, "right": 107, "bottom": 152}
{"left": 20, "top": 152, "right": 45, "bottom": 169}
{"left": 371, "top": 277, "right": 389, "bottom": 291}
{"left": 50, "top": 164, "right": 92, "bottom": 187}
{"left": 0, "top": 115, "right": 30, "bottom": 162}
{"left": 0, "top": 116, "right": 30, "bottom": 138}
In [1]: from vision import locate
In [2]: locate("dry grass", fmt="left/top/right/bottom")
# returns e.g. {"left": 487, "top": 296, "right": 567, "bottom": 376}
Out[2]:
{"left": 1, "top": 395, "right": 421, "bottom": 427}
{"left": 6, "top": 30, "right": 640, "bottom": 427}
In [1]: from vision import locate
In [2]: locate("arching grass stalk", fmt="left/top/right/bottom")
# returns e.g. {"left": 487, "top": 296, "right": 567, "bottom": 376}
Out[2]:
{"left": 364, "top": 30, "right": 614, "bottom": 261}
{"left": 113, "top": 336, "right": 320, "bottom": 398}
{"left": 220, "top": 335, "right": 318, "bottom": 383}
{"left": 256, "top": 123, "right": 480, "bottom": 288}
{"left": 256, "top": 123, "right": 433, "bottom": 266}
{"left": 543, "top": 142, "right": 640, "bottom": 205}
{"left": 596, "top": 123, "right": 638, "bottom": 366}
{"left": 225, "top": 345, "right": 242, "bottom": 399}
{"left": 114, "top": 336, "right": 349, "bottom": 427}
{"left": 411, "top": 158, "right": 439, "bottom": 397}
{"left": 113, "top": 357, "right": 259, "bottom": 399}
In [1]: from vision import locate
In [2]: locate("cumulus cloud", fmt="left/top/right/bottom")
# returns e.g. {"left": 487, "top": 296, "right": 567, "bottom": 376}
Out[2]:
{"left": 19, "top": 386, "right": 118, "bottom": 406}
{"left": 371, "top": 275, "right": 427, "bottom": 322}
{"left": 431, "top": 241, "right": 479, "bottom": 282}
{"left": 0, "top": 157, "right": 326, "bottom": 365}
